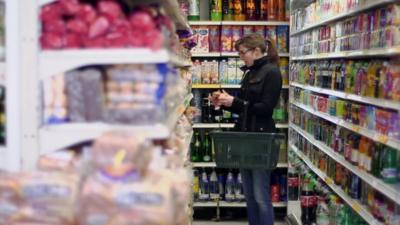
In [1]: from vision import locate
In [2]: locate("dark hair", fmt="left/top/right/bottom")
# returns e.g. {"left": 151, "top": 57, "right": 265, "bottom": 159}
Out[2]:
{"left": 234, "top": 33, "right": 279, "bottom": 65}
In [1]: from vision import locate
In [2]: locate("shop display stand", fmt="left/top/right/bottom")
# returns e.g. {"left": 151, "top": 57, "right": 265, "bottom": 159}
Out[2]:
{"left": 287, "top": 1, "right": 400, "bottom": 224}
{"left": 188, "top": 0, "right": 291, "bottom": 221}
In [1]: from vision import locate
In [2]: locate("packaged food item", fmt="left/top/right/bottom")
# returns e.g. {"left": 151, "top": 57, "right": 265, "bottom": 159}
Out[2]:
{"left": 227, "top": 58, "right": 237, "bottom": 84}
{"left": 236, "top": 60, "right": 245, "bottom": 83}
{"left": 201, "top": 60, "right": 211, "bottom": 84}
{"left": 279, "top": 58, "right": 289, "bottom": 85}
{"left": 259, "top": 0, "right": 268, "bottom": 20}
{"left": 387, "top": 4, "right": 400, "bottom": 26}
{"left": 191, "top": 60, "right": 202, "bottom": 84}
{"left": 231, "top": 25, "right": 243, "bottom": 50}
{"left": 268, "top": 0, "right": 278, "bottom": 20}
{"left": 389, "top": 59, "right": 400, "bottom": 100}
{"left": 245, "top": 0, "right": 257, "bottom": 20}
{"left": 219, "top": 60, "right": 228, "bottom": 84}
{"left": 221, "top": 25, "right": 233, "bottom": 52}
{"left": 359, "top": 105, "right": 367, "bottom": 129}
{"left": 43, "top": 75, "right": 68, "bottom": 124}
{"left": 335, "top": 99, "right": 345, "bottom": 119}
{"left": 37, "top": 150, "right": 79, "bottom": 172}
{"left": 208, "top": 25, "right": 221, "bottom": 52}
{"left": 0, "top": 173, "right": 21, "bottom": 223}
{"left": 276, "top": 26, "right": 289, "bottom": 53}
{"left": 210, "top": 0, "right": 223, "bottom": 21}
{"left": 278, "top": 0, "right": 285, "bottom": 21}
{"left": 210, "top": 60, "right": 219, "bottom": 84}
{"left": 265, "top": 26, "right": 277, "bottom": 46}
{"left": 253, "top": 25, "right": 265, "bottom": 37}
{"left": 389, "top": 112, "right": 400, "bottom": 141}
{"left": 242, "top": 25, "right": 253, "bottom": 36}
{"left": 192, "top": 26, "right": 210, "bottom": 53}
{"left": 366, "top": 106, "right": 376, "bottom": 131}
{"left": 375, "top": 109, "right": 391, "bottom": 135}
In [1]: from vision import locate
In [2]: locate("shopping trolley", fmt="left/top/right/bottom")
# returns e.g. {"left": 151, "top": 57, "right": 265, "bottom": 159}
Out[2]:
{"left": 210, "top": 131, "right": 285, "bottom": 170}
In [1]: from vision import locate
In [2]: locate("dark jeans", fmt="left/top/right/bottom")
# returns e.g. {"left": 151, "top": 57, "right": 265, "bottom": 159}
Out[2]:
{"left": 240, "top": 169, "right": 274, "bottom": 225}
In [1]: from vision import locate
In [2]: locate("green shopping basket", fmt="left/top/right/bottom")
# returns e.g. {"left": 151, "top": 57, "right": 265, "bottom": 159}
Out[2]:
{"left": 210, "top": 131, "right": 284, "bottom": 170}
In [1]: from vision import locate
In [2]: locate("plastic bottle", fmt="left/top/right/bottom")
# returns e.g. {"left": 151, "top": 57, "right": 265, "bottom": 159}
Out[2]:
{"left": 381, "top": 147, "right": 398, "bottom": 184}
{"left": 232, "top": 0, "right": 245, "bottom": 21}
{"left": 234, "top": 172, "right": 245, "bottom": 202}
{"left": 259, "top": 0, "right": 268, "bottom": 20}
{"left": 300, "top": 175, "right": 317, "bottom": 225}
{"left": 288, "top": 166, "right": 300, "bottom": 200}
{"left": 268, "top": 0, "right": 278, "bottom": 20}
{"left": 225, "top": 171, "right": 236, "bottom": 202}
{"left": 191, "top": 132, "right": 202, "bottom": 162}
{"left": 218, "top": 173, "right": 225, "bottom": 199}
{"left": 199, "top": 170, "right": 210, "bottom": 201}
{"left": 245, "top": 0, "right": 257, "bottom": 20}
{"left": 203, "top": 132, "right": 212, "bottom": 162}
{"left": 222, "top": 0, "right": 234, "bottom": 20}
{"left": 210, "top": 0, "right": 223, "bottom": 21}
{"left": 188, "top": 0, "right": 200, "bottom": 21}
{"left": 193, "top": 169, "right": 200, "bottom": 200}
{"left": 209, "top": 170, "right": 219, "bottom": 200}
{"left": 316, "top": 196, "right": 329, "bottom": 225}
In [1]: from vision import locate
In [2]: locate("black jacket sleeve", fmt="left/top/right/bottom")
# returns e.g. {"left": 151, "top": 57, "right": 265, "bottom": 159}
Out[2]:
{"left": 249, "top": 67, "right": 282, "bottom": 116}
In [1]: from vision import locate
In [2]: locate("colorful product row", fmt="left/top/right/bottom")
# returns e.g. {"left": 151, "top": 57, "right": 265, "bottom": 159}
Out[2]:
{"left": 291, "top": 88, "right": 400, "bottom": 141}
{"left": 191, "top": 25, "right": 289, "bottom": 53}
{"left": 289, "top": 59, "right": 400, "bottom": 101}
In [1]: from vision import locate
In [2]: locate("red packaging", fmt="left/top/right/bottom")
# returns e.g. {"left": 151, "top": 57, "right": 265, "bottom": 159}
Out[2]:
{"left": 40, "top": 3, "right": 63, "bottom": 22}
{"left": 64, "top": 33, "right": 82, "bottom": 48}
{"left": 221, "top": 25, "right": 233, "bottom": 52}
{"left": 127, "top": 30, "right": 145, "bottom": 47}
{"left": 270, "top": 185, "right": 280, "bottom": 202}
{"left": 231, "top": 25, "right": 243, "bottom": 51}
{"left": 77, "top": 4, "right": 97, "bottom": 24}
{"left": 253, "top": 25, "right": 265, "bottom": 37}
{"left": 375, "top": 109, "right": 391, "bottom": 135}
{"left": 243, "top": 25, "right": 253, "bottom": 36}
{"left": 43, "top": 19, "right": 66, "bottom": 34}
{"left": 268, "top": 0, "right": 278, "bottom": 20}
{"left": 40, "top": 33, "right": 64, "bottom": 49}
{"left": 129, "top": 11, "right": 156, "bottom": 31}
{"left": 98, "top": 0, "right": 124, "bottom": 22}
{"left": 106, "top": 32, "right": 130, "bottom": 48}
{"left": 59, "top": 0, "right": 80, "bottom": 16}
{"left": 88, "top": 16, "right": 111, "bottom": 39}
{"left": 208, "top": 26, "right": 221, "bottom": 52}
{"left": 84, "top": 37, "right": 108, "bottom": 48}
{"left": 110, "top": 19, "right": 132, "bottom": 34}
{"left": 66, "top": 19, "right": 88, "bottom": 34}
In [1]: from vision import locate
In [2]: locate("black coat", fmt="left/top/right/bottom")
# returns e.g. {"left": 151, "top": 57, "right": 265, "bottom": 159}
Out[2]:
{"left": 225, "top": 56, "right": 282, "bottom": 132}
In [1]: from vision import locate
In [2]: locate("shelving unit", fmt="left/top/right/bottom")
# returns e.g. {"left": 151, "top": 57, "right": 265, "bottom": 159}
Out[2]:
{"left": 192, "top": 84, "right": 289, "bottom": 89}
{"left": 290, "top": 123, "right": 400, "bottom": 204}
{"left": 192, "top": 52, "right": 290, "bottom": 58}
{"left": 193, "top": 201, "right": 288, "bottom": 208}
{"left": 189, "top": 21, "right": 290, "bottom": 26}
{"left": 291, "top": 101, "right": 400, "bottom": 150}
{"left": 192, "top": 162, "right": 289, "bottom": 168}
{"left": 288, "top": 0, "right": 400, "bottom": 224}
{"left": 192, "top": 123, "right": 288, "bottom": 129}
{"left": 290, "top": 82, "right": 400, "bottom": 111}
{"left": 290, "top": 144, "right": 384, "bottom": 225}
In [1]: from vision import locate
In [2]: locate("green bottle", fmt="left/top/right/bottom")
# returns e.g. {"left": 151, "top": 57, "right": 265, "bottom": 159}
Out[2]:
{"left": 188, "top": 0, "right": 200, "bottom": 21}
{"left": 381, "top": 146, "right": 398, "bottom": 184}
{"left": 203, "top": 132, "right": 212, "bottom": 162}
{"left": 371, "top": 144, "right": 382, "bottom": 178}
{"left": 210, "top": 0, "right": 223, "bottom": 21}
{"left": 222, "top": 0, "right": 233, "bottom": 20}
{"left": 191, "top": 132, "right": 202, "bottom": 162}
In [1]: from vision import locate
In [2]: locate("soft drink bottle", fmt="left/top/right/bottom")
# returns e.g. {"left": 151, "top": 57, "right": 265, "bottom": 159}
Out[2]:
{"left": 316, "top": 196, "right": 329, "bottom": 225}
{"left": 218, "top": 173, "right": 225, "bottom": 199}
{"left": 199, "top": 170, "right": 210, "bottom": 201}
{"left": 288, "top": 166, "right": 300, "bottom": 200}
{"left": 209, "top": 170, "right": 219, "bottom": 200}
{"left": 225, "top": 171, "right": 236, "bottom": 202}
{"left": 234, "top": 172, "right": 245, "bottom": 202}
{"left": 300, "top": 176, "right": 317, "bottom": 225}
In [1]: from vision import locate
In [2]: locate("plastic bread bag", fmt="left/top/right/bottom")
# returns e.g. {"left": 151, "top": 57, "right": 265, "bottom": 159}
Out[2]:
{"left": 0, "top": 173, "right": 22, "bottom": 223}
{"left": 37, "top": 150, "right": 79, "bottom": 172}
{"left": 78, "top": 168, "right": 175, "bottom": 225}
{"left": 91, "top": 131, "right": 154, "bottom": 175}
{"left": 16, "top": 171, "right": 80, "bottom": 225}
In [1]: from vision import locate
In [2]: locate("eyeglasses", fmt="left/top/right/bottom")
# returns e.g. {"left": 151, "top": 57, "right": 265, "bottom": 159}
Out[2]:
{"left": 238, "top": 48, "right": 254, "bottom": 56}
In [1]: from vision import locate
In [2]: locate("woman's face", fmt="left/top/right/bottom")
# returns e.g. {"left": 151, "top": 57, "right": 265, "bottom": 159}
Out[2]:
{"left": 238, "top": 45, "right": 263, "bottom": 67}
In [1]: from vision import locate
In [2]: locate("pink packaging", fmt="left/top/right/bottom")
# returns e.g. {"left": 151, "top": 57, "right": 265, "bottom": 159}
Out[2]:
{"left": 221, "top": 25, "right": 233, "bottom": 52}
{"left": 243, "top": 25, "right": 253, "bottom": 36}
{"left": 208, "top": 25, "right": 221, "bottom": 52}
{"left": 359, "top": 105, "right": 367, "bottom": 128}
{"left": 389, "top": 112, "right": 400, "bottom": 140}
{"left": 231, "top": 26, "right": 243, "bottom": 51}
{"left": 253, "top": 26, "right": 265, "bottom": 37}
{"left": 387, "top": 4, "right": 400, "bottom": 26}
{"left": 192, "top": 26, "right": 210, "bottom": 53}
{"left": 375, "top": 109, "right": 391, "bottom": 135}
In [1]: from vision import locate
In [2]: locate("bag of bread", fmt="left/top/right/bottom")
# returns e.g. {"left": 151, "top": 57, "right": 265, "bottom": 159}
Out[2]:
{"left": 78, "top": 169, "right": 175, "bottom": 225}
{"left": 16, "top": 171, "right": 80, "bottom": 224}
{"left": 91, "top": 132, "right": 154, "bottom": 175}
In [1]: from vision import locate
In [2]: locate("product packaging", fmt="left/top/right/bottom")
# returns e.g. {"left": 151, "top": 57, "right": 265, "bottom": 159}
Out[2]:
{"left": 221, "top": 25, "right": 233, "bottom": 52}
{"left": 209, "top": 25, "right": 221, "bottom": 52}
{"left": 192, "top": 26, "right": 210, "bottom": 53}
{"left": 227, "top": 58, "right": 237, "bottom": 84}
{"left": 231, "top": 25, "right": 243, "bottom": 51}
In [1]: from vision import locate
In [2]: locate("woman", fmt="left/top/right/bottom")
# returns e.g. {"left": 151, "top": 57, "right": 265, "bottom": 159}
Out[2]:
{"left": 211, "top": 33, "right": 282, "bottom": 225}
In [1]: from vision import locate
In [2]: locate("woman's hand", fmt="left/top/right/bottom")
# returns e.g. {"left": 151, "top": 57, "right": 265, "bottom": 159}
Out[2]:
{"left": 217, "top": 90, "right": 234, "bottom": 107}
{"left": 209, "top": 91, "right": 222, "bottom": 107}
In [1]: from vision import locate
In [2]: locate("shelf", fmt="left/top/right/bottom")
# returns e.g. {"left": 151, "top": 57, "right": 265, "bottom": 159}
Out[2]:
{"left": 282, "top": 85, "right": 289, "bottom": 89}
{"left": 290, "top": 47, "right": 400, "bottom": 61}
{"left": 290, "top": 0, "right": 397, "bottom": 36}
{"left": 192, "top": 162, "right": 288, "bottom": 168}
{"left": 289, "top": 123, "right": 400, "bottom": 205}
{"left": 39, "top": 49, "right": 189, "bottom": 79}
{"left": 289, "top": 144, "right": 384, "bottom": 225}
{"left": 191, "top": 52, "right": 222, "bottom": 57}
{"left": 193, "top": 201, "right": 287, "bottom": 208}
{"left": 291, "top": 101, "right": 400, "bottom": 150}
{"left": 189, "top": 21, "right": 289, "bottom": 26}
{"left": 192, "top": 84, "right": 288, "bottom": 89}
{"left": 290, "top": 82, "right": 400, "bottom": 111}
{"left": 191, "top": 52, "right": 290, "bottom": 58}
{"left": 39, "top": 94, "right": 193, "bottom": 154}
{"left": 221, "top": 84, "right": 241, "bottom": 89}
{"left": 276, "top": 123, "right": 289, "bottom": 129}
{"left": 192, "top": 123, "right": 235, "bottom": 129}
